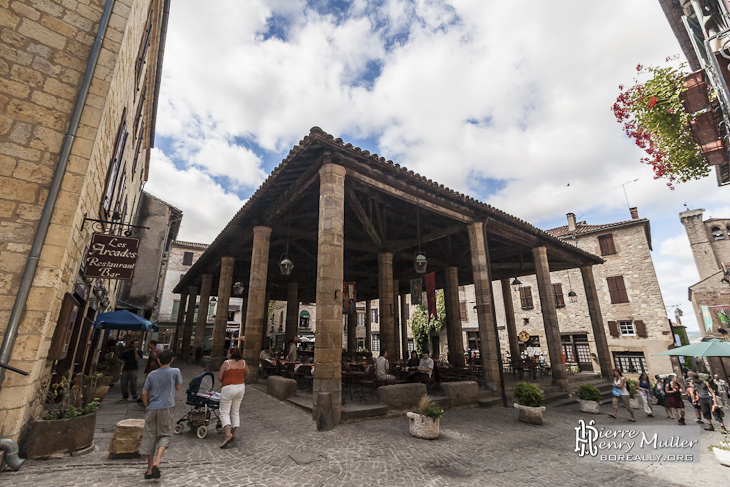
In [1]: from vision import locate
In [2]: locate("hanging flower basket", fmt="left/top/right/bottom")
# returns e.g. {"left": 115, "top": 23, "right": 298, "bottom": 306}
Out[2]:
{"left": 679, "top": 70, "right": 710, "bottom": 114}
{"left": 689, "top": 111, "right": 720, "bottom": 146}
{"left": 701, "top": 139, "right": 727, "bottom": 166}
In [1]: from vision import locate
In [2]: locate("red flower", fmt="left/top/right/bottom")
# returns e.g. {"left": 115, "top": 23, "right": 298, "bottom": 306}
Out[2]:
{"left": 648, "top": 97, "right": 657, "bottom": 109}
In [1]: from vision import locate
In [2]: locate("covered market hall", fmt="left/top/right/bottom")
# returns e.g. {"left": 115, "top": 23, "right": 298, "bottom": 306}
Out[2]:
{"left": 173, "top": 127, "right": 609, "bottom": 428}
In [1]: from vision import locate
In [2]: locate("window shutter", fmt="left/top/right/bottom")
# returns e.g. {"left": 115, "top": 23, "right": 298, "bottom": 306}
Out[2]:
{"left": 615, "top": 276, "right": 628, "bottom": 303}
{"left": 634, "top": 320, "right": 647, "bottom": 337}
{"left": 459, "top": 301, "right": 467, "bottom": 321}
{"left": 520, "top": 286, "right": 533, "bottom": 309}
{"left": 598, "top": 234, "right": 616, "bottom": 256}
{"left": 608, "top": 320, "right": 619, "bottom": 337}
{"left": 553, "top": 283, "right": 565, "bottom": 308}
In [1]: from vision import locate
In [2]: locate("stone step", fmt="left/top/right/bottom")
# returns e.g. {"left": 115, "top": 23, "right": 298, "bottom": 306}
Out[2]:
{"left": 478, "top": 395, "right": 502, "bottom": 408}
{"left": 341, "top": 403, "right": 388, "bottom": 422}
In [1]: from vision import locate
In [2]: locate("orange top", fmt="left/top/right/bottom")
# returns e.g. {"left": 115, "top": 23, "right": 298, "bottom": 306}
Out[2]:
{"left": 221, "top": 361, "right": 246, "bottom": 387}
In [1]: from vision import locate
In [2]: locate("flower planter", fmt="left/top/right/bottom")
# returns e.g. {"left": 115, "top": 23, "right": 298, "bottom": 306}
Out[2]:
{"left": 690, "top": 111, "right": 720, "bottom": 146}
{"left": 712, "top": 446, "right": 730, "bottom": 467}
{"left": 514, "top": 403, "right": 546, "bottom": 425}
{"left": 406, "top": 412, "right": 440, "bottom": 439}
{"left": 23, "top": 412, "right": 97, "bottom": 459}
{"left": 579, "top": 399, "right": 601, "bottom": 414}
{"left": 680, "top": 70, "right": 709, "bottom": 114}
{"left": 701, "top": 139, "right": 726, "bottom": 166}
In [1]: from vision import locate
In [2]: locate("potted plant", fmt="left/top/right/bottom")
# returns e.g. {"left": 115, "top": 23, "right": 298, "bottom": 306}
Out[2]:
{"left": 626, "top": 379, "right": 640, "bottom": 409}
{"left": 406, "top": 395, "right": 443, "bottom": 440}
{"left": 709, "top": 435, "right": 730, "bottom": 467}
{"left": 577, "top": 384, "right": 602, "bottom": 414}
{"left": 82, "top": 373, "right": 109, "bottom": 405}
{"left": 513, "top": 382, "right": 545, "bottom": 425}
{"left": 24, "top": 374, "right": 100, "bottom": 459}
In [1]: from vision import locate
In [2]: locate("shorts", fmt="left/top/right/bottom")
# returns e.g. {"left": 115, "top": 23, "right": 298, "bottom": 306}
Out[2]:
{"left": 139, "top": 407, "right": 173, "bottom": 455}
{"left": 700, "top": 397, "right": 724, "bottom": 422}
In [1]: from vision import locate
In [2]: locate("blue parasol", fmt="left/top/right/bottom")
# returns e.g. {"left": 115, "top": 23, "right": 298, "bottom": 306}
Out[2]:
{"left": 94, "top": 310, "right": 159, "bottom": 331}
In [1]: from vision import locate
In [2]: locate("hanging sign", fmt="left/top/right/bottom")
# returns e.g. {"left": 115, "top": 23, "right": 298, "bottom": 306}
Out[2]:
{"left": 83, "top": 233, "right": 139, "bottom": 280}
{"left": 410, "top": 278, "right": 423, "bottom": 305}
{"left": 425, "top": 272, "right": 437, "bottom": 323}
{"left": 518, "top": 331, "right": 531, "bottom": 342}
{"left": 343, "top": 282, "right": 356, "bottom": 313}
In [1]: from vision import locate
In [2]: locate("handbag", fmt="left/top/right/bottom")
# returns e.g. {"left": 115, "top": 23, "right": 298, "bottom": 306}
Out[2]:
{"left": 612, "top": 386, "right": 621, "bottom": 397}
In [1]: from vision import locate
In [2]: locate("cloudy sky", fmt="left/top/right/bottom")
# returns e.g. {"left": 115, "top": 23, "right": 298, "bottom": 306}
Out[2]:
{"left": 145, "top": 0, "right": 730, "bottom": 333}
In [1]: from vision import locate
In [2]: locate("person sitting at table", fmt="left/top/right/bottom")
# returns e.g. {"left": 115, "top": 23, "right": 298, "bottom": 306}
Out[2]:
{"left": 409, "top": 351, "right": 434, "bottom": 382}
{"left": 374, "top": 351, "right": 396, "bottom": 382}
{"left": 294, "top": 356, "right": 311, "bottom": 374}
{"left": 407, "top": 350, "right": 420, "bottom": 367}
{"left": 259, "top": 348, "right": 273, "bottom": 362}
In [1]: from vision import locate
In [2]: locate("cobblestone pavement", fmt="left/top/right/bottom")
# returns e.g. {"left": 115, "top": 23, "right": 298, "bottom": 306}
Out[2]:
{"left": 4, "top": 364, "right": 728, "bottom": 486}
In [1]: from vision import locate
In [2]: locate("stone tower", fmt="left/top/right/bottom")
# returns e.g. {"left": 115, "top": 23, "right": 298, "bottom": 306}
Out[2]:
{"left": 680, "top": 209, "right": 725, "bottom": 279}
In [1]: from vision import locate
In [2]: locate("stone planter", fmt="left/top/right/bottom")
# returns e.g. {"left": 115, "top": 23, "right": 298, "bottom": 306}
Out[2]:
{"left": 24, "top": 412, "right": 97, "bottom": 459}
{"left": 712, "top": 445, "right": 730, "bottom": 467}
{"left": 83, "top": 385, "right": 109, "bottom": 405}
{"left": 406, "top": 412, "right": 440, "bottom": 439}
{"left": 579, "top": 399, "right": 600, "bottom": 414}
{"left": 514, "top": 403, "right": 546, "bottom": 425}
{"left": 629, "top": 397, "right": 640, "bottom": 410}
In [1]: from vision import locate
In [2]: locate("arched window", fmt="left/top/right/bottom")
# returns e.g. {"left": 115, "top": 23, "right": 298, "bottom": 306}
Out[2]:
{"left": 712, "top": 227, "right": 724, "bottom": 241}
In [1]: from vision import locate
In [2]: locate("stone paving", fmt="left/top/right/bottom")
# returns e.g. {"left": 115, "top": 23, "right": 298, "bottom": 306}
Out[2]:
{"left": 3, "top": 364, "right": 728, "bottom": 486}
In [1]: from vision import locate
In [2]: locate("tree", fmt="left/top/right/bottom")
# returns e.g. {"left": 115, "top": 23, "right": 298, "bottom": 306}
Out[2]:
{"left": 408, "top": 290, "right": 446, "bottom": 353}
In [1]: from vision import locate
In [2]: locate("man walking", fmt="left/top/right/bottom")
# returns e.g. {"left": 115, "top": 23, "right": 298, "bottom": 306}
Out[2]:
{"left": 714, "top": 374, "right": 729, "bottom": 409}
{"left": 140, "top": 350, "right": 183, "bottom": 479}
{"left": 118, "top": 339, "right": 141, "bottom": 400}
{"left": 690, "top": 372, "right": 728, "bottom": 433}
{"left": 144, "top": 340, "right": 161, "bottom": 375}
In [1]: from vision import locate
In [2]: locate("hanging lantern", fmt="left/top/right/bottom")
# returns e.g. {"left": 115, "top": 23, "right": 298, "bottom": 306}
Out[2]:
{"left": 279, "top": 255, "right": 294, "bottom": 276}
{"left": 232, "top": 281, "right": 245, "bottom": 295}
{"left": 568, "top": 290, "right": 578, "bottom": 303}
{"left": 414, "top": 253, "right": 428, "bottom": 274}
{"left": 511, "top": 277, "right": 522, "bottom": 291}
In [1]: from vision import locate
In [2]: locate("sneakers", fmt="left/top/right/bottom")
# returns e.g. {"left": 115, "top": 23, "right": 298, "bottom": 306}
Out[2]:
{"left": 705, "top": 424, "right": 715, "bottom": 431}
{"left": 696, "top": 419, "right": 704, "bottom": 424}
{"left": 721, "top": 426, "right": 728, "bottom": 434}
{"left": 678, "top": 417, "right": 686, "bottom": 425}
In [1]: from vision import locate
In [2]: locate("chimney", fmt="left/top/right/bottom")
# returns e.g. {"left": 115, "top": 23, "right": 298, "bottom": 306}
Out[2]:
{"left": 630, "top": 207, "right": 639, "bottom": 220}
{"left": 567, "top": 213, "right": 577, "bottom": 232}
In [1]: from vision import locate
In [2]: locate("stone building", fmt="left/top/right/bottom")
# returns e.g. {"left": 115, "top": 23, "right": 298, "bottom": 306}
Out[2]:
{"left": 680, "top": 208, "right": 730, "bottom": 379}
{"left": 456, "top": 209, "right": 674, "bottom": 378}
{"left": 0, "top": 0, "right": 170, "bottom": 444}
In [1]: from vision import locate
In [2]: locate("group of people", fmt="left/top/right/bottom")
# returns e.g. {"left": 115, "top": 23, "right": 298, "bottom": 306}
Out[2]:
{"left": 608, "top": 367, "right": 728, "bottom": 434}
{"left": 373, "top": 350, "right": 434, "bottom": 383}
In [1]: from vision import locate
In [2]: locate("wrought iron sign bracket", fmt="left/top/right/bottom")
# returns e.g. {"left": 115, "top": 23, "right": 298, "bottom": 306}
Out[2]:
{"left": 82, "top": 213, "right": 150, "bottom": 236}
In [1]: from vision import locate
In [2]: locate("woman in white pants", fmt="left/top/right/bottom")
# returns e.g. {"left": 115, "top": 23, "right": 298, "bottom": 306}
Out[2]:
{"left": 218, "top": 347, "right": 249, "bottom": 448}
{"left": 638, "top": 373, "right": 654, "bottom": 416}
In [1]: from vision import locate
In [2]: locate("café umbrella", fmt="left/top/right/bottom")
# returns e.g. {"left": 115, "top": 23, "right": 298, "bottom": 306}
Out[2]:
{"left": 653, "top": 339, "right": 730, "bottom": 358}
{"left": 94, "top": 310, "right": 159, "bottom": 332}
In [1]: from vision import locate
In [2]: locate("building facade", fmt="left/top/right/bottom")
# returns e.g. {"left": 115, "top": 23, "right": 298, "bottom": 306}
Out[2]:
{"left": 0, "top": 0, "right": 170, "bottom": 443}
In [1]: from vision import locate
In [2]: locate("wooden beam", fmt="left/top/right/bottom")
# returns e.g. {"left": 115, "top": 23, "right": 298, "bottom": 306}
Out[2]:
{"left": 386, "top": 224, "right": 464, "bottom": 253}
{"left": 345, "top": 186, "right": 383, "bottom": 248}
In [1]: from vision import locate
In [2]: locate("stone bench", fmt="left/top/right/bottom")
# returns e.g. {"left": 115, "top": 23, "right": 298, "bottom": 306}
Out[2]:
{"left": 440, "top": 381, "right": 479, "bottom": 407}
{"left": 108, "top": 418, "right": 145, "bottom": 458}
{"left": 267, "top": 376, "right": 297, "bottom": 400}
{"left": 378, "top": 383, "right": 427, "bottom": 410}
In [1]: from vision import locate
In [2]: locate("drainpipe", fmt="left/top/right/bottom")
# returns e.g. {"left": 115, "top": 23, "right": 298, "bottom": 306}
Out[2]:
{"left": 0, "top": 0, "right": 116, "bottom": 388}
{"left": 0, "top": 438, "right": 24, "bottom": 471}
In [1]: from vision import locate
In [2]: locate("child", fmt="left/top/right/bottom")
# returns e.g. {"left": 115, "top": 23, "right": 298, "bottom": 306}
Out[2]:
{"left": 139, "top": 349, "right": 183, "bottom": 479}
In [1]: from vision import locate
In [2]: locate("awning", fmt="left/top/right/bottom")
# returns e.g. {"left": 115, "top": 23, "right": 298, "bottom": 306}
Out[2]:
{"left": 94, "top": 310, "right": 158, "bottom": 332}
{"left": 300, "top": 310, "right": 310, "bottom": 318}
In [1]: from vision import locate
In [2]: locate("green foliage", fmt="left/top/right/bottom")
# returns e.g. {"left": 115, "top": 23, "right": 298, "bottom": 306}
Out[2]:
{"left": 625, "top": 379, "right": 639, "bottom": 399}
{"left": 412, "top": 395, "right": 444, "bottom": 420}
{"left": 39, "top": 372, "right": 98, "bottom": 421}
{"left": 408, "top": 290, "right": 446, "bottom": 353}
{"left": 513, "top": 382, "right": 544, "bottom": 407}
{"left": 578, "top": 384, "right": 602, "bottom": 402}
{"left": 82, "top": 400, "right": 100, "bottom": 416}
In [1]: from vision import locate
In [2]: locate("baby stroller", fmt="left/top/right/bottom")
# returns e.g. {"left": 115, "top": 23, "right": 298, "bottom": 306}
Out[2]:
{"left": 173, "top": 371, "right": 221, "bottom": 439}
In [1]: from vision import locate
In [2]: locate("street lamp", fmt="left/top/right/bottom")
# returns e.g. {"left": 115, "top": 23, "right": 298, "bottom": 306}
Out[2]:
{"left": 414, "top": 253, "right": 428, "bottom": 274}
{"left": 232, "top": 281, "right": 245, "bottom": 296}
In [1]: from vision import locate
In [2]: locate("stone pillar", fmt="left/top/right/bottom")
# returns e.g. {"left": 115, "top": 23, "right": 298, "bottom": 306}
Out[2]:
{"left": 580, "top": 265, "right": 613, "bottom": 378}
{"left": 365, "top": 300, "right": 372, "bottom": 352}
{"left": 313, "top": 162, "right": 345, "bottom": 428}
{"left": 194, "top": 274, "right": 213, "bottom": 360}
{"left": 467, "top": 222, "right": 501, "bottom": 390}
{"left": 261, "top": 294, "right": 270, "bottom": 352}
{"left": 242, "top": 227, "right": 272, "bottom": 382}
{"left": 444, "top": 267, "right": 465, "bottom": 367}
{"left": 501, "top": 278, "right": 521, "bottom": 361}
{"left": 533, "top": 247, "right": 569, "bottom": 391}
{"left": 392, "top": 280, "right": 400, "bottom": 359}
{"left": 210, "top": 257, "right": 235, "bottom": 370}
{"left": 180, "top": 286, "right": 198, "bottom": 360}
{"left": 285, "top": 283, "right": 299, "bottom": 347}
{"left": 400, "top": 292, "right": 409, "bottom": 360}
{"left": 378, "top": 253, "right": 396, "bottom": 358}
{"left": 172, "top": 292, "right": 187, "bottom": 355}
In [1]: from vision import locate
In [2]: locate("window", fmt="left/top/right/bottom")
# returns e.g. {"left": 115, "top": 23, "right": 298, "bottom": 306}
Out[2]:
{"left": 280, "top": 311, "right": 284, "bottom": 325}
{"left": 711, "top": 227, "right": 724, "bottom": 241}
{"left": 101, "top": 112, "right": 128, "bottom": 218}
{"left": 372, "top": 334, "right": 380, "bottom": 352}
{"left": 523, "top": 318, "right": 529, "bottom": 326}
{"left": 134, "top": 84, "right": 146, "bottom": 139}
{"left": 598, "top": 234, "right": 617, "bottom": 255}
{"left": 618, "top": 320, "right": 635, "bottom": 336}
{"left": 467, "top": 331, "right": 480, "bottom": 351}
{"left": 371, "top": 308, "right": 378, "bottom": 323}
{"left": 553, "top": 283, "right": 565, "bottom": 308}
{"left": 519, "top": 286, "right": 533, "bottom": 309}
{"left": 460, "top": 301, "right": 467, "bottom": 321}
{"left": 407, "top": 339, "right": 414, "bottom": 352}
{"left": 299, "top": 316, "right": 310, "bottom": 328}
{"left": 357, "top": 312, "right": 365, "bottom": 327}
{"left": 357, "top": 337, "right": 364, "bottom": 349}
{"left": 136, "top": 5, "right": 153, "bottom": 87}
{"left": 171, "top": 300, "right": 180, "bottom": 320}
{"left": 208, "top": 303, "right": 215, "bottom": 319}
{"left": 606, "top": 276, "right": 629, "bottom": 304}
{"left": 132, "top": 122, "right": 144, "bottom": 179}
{"left": 183, "top": 252, "right": 193, "bottom": 266}
{"left": 227, "top": 311, "right": 235, "bottom": 321}
{"left": 613, "top": 351, "right": 648, "bottom": 374}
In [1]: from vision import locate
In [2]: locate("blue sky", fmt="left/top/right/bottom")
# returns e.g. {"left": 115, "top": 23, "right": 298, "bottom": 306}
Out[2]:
{"left": 145, "top": 0, "right": 730, "bottom": 333}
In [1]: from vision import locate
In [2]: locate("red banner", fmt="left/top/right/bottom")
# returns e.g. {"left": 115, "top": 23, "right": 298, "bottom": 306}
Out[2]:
{"left": 425, "top": 272, "right": 437, "bottom": 323}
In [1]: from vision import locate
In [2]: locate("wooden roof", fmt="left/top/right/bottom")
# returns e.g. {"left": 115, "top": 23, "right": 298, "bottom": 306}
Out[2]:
{"left": 174, "top": 127, "right": 603, "bottom": 301}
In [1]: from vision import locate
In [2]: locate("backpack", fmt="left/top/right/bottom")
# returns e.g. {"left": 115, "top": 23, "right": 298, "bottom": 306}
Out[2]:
{"left": 653, "top": 382, "right": 665, "bottom": 399}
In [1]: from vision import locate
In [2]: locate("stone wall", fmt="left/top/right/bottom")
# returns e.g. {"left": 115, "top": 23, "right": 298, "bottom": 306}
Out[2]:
{"left": 0, "top": 0, "right": 166, "bottom": 442}
{"left": 680, "top": 209, "right": 720, "bottom": 280}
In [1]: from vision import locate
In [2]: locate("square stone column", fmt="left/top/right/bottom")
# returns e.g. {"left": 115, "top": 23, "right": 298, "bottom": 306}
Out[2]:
{"left": 378, "top": 253, "right": 396, "bottom": 359}
{"left": 400, "top": 293, "right": 409, "bottom": 360}
{"left": 533, "top": 247, "right": 569, "bottom": 391}
{"left": 261, "top": 294, "right": 271, "bottom": 352}
{"left": 242, "top": 228, "right": 272, "bottom": 381}
{"left": 285, "top": 282, "right": 299, "bottom": 347}
{"left": 444, "top": 267, "right": 465, "bottom": 367}
{"left": 347, "top": 310, "right": 357, "bottom": 352}
{"left": 500, "top": 278, "right": 521, "bottom": 361}
{"left": 580, "top": 265, "right": 613, "bottom": 378}
{"left": 392, "top": 280, "right": 400, "bottom": 359}
{"left": 365, "top": 299, "right": 372, "bottom": 352}
{"left": 180, "top": 286, "right": 198, "bottom": 360}
{"left": 313, "top": 162, "right": 346, "bottom": 429}
{"left": 194, "top": 274, "right": 213, "bottom": 360}
{"left": 467, "top": 222, "right": 501, "bottom": 390}
{"left": 172, "top": 292, "right": 187, "bottom": 355}
{"left": 210, "top": 256, "right": 235, "bottom": 370}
